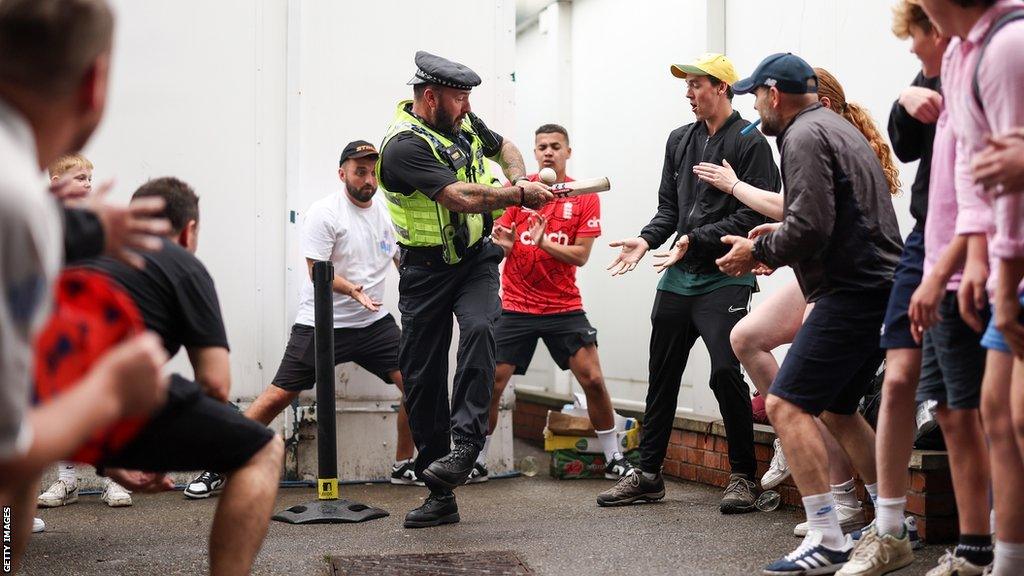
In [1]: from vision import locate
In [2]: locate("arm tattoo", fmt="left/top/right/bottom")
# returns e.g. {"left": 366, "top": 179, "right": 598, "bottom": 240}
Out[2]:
{"left": 441, "top": 182, "right": 518, "bottom": 213}
{"left": 498, "top": 140, "right": 527, "bottom": 183}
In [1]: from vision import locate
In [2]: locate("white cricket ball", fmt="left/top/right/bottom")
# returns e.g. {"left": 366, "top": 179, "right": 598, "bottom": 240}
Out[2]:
{"left": 538, "top": 167, "right": 557, "bottom": 184}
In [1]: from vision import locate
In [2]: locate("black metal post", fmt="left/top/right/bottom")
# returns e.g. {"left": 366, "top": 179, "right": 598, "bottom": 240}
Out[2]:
{"left": 313, "top": 261, "right": 339, "bottom": 498}
{"left": 272, "top": 260, "right": 388, "bottom": 524}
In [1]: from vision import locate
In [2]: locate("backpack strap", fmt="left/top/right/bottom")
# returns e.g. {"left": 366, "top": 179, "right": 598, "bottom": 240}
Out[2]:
{"left": 973, "top": 9, "right": 1024, "bottom": 113}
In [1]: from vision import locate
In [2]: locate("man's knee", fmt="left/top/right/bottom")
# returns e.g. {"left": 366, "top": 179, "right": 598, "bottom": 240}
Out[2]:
{"left": 980, "top": 389, "right": 1010, "bottom": 439}
{"left": 460, "top": 316, "right": 492, "bottom": 341}
{"left": 248, "top": 434, "right": 284, "bottom": 473}
{"left": 765, "top": 394, "right": 792, "bottom": 422}
{"left": 729, "top": 322, "right": 758, "bottom": 359}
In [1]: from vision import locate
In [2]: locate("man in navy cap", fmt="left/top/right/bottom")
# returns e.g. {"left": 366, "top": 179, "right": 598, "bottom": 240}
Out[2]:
{"left": 715, "top": 53, "right": 903, "bottom": 575}
{"left": 376, "top": 51, "right": 552, "bottom": 528}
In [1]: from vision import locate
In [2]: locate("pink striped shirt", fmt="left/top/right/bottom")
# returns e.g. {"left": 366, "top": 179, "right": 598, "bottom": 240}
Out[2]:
{"left": 945, "top": 0, "right": 1024, "bottom": 294}
{"left": 923, "top": 107, "right": 963, "bottom": 291}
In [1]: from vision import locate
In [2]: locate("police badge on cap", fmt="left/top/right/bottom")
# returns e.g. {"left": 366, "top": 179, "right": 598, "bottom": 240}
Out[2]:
{"left": 407, "top": 51, "right": 482, "bottom": 90}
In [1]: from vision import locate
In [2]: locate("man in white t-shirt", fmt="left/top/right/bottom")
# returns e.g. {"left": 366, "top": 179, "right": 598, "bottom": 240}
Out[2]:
{"left": 185, "top": 140, "right": 417, "bottom": 497}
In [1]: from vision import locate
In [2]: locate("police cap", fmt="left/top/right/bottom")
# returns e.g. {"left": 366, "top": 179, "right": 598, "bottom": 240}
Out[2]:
{"left": 407, "top": 51, "right": 482, "bottom": 90}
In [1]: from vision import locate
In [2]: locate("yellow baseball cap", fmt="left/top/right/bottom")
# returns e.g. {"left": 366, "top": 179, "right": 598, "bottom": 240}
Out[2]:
{"left": 670, "top": 53, "right": 739, "bottom": 85}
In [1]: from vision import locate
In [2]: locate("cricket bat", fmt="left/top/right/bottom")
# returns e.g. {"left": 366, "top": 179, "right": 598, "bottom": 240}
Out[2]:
{"left": 549, "top": 177, "right": 611, "bottom": 198}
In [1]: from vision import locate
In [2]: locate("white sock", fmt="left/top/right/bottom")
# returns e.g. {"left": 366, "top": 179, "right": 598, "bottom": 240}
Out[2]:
{"left": 595, "top": 427, "right": 621, "bottom": 462}
{"left": 641, "top": 470, "right": 658, "bottom": 480}
{"left": 830, "top": 478, "right": 859, "bottom": 509}
{"left": 393, "top": 457, "right": 413, "bottom": 469}
{"left": 802, "top": 492, "right": 844, "bottom": 549}
{"left": 876, "top": 495, "right": 907, "bottom": 537}
{"left": 864, "top": 482, "right": 879, "bottom": 508}
{"left": 58, "top": 462, "right": 76, "bottom": 486}
{"left": 993, "top": 540, "right": 1024, "bottom": 576}
{"left": 476, "top": 435, "right": 492, "bottom": 464}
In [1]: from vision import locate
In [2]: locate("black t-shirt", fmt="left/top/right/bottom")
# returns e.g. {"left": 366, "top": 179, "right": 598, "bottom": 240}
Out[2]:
{"left": 80, "top": 239, "right": 229, "bottom": 357}
{"left": 379, "top": 109, "right": 503, "bottom": 199}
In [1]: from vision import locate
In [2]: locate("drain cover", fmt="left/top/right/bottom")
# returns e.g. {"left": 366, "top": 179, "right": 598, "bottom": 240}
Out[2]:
{"left": 328, "top": 550, "right": 534, "bottom": 575}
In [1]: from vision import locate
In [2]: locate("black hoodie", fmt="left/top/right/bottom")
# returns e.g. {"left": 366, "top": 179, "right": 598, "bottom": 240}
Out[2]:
{"left": 639, "top": 110, "right": 781, "bottom": 274}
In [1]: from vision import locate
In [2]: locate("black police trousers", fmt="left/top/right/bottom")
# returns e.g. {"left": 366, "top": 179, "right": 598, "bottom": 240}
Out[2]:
{"left": 397, "top": 241, "right": 503, "bottom": 479}
{"left": 639, "top": 285, "right": 757, "bottom": 480}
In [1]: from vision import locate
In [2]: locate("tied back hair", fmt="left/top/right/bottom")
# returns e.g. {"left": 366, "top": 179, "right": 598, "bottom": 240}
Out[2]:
{"left": 814, "top": 67, "right": 901, "bottom": 196}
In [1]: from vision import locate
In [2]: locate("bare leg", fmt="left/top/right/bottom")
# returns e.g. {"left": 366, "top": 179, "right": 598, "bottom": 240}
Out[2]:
{"left": 568, "top": 344, "right": 615, "bottom": 431}
{"left": 819, "top": 418, "right": 857, "bottom": 485}
{"left": 766, "top": 395, "right": 829, "bottom": 496}
{"left": 984, "top": 352, "right": 1024, "bottom": 542}
{"left": 731, "top": 281, "right": 854, "bottom": 484}
{"left": 389, "top": 370, "right": 414, "bottom": 461}
{"left": 208, "top": 434, "right": 284, "bottom": 576}
{"left": 935, "top": 405, "right": 991, "bottom": 536}
{"left": 876, "top": 348, "right": 923, "bottom": 499}
{"left": 244, "top": 384, "right": 300, "bottom": 426}
{"left": 819, "top": 411, "right": 877, "bottom": 484}
{"left": 730, "top": 280, "right": 806, "bottom": 396}
{"left": 488, "top": 363, "right": 516, "bottom": 435}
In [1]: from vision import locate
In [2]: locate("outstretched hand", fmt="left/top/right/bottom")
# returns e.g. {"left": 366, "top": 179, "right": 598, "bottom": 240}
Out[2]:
{"left": 692, "top": 159, "right": 739, "bottom": 194}
{"left": 607, "top": 237, "right": 650, "bottom": 276}
{"left": 652, "top": 236, "right": 689, "bottom": 274}
{"left": 348, "top": 284, "right": 382, "bottom": 312}
{"left": 716, "top": 235, "right": 758, "bottom": 277}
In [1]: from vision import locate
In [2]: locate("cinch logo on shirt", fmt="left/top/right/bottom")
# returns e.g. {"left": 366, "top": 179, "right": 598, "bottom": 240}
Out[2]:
{"left": 587, "top": 217, "right": 600, "bottom": 228}
{"left": 519, "top": 230, "right": 571, "bottom": 246}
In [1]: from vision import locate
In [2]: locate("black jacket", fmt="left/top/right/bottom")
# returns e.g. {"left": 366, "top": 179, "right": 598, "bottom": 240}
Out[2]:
{"left": 639, "top": 111, "right": 781, "bottom": 274}
{"left": 753, "top": 104, "right": 903, "bottom": 301}
{"left": 888, "top": 71, "right": 941, "bottom": 228}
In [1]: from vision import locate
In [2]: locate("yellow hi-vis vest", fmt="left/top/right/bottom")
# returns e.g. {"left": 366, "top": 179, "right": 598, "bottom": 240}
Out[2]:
{"left": 377, "top": 100, "right": 503, "bottom": 265}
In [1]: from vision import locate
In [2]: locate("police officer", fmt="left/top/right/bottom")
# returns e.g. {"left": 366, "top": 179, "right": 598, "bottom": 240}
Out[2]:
{"left": 377, "top": 51, "right": 552, "bottom": 528}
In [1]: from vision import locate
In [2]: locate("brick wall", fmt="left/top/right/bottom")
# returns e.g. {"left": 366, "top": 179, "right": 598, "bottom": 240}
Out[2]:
{"left": 512, "top": 390, "right": 958, "bottom": 543}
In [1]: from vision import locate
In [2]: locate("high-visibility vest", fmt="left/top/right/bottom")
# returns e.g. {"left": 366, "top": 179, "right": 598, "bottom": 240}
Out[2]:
{"left": 377, "top": 100, "right": 503, "bottom": 265}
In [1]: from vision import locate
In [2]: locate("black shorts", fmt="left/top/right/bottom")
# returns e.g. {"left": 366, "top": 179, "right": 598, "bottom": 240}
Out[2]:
{"left": 916, "top": 292, "right": 989, "bottom": 409}
{"left": 100, "top": 375, "right": 275, "bottom": 473}
{"left": 272, "top": 315, "right": 400, "bottom": 391}
{"left": 770, "top": 290, "right": 888, "bottom": 416}
{"left": 495, "top": 310, "right": 597, "bottom": 375}
{"left": 880, "top": 229, "right": 924, "bottom": 350}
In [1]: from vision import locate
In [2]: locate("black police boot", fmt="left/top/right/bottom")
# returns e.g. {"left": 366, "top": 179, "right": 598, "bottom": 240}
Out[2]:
{"left": 421, "top": 443, "right": 479, "bottom": 489}
{"left": 403, "top": 489, "right": 459, "bottom": 529}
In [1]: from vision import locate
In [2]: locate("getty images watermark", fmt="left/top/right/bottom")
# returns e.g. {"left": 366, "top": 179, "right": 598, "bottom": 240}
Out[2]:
{"left": 3, "top": 506, "right": 12, "bottom": 573}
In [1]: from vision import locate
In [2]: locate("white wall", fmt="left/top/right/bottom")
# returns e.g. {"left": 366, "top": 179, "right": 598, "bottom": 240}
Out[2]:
{"left": 88, "top": 0, "right": 514, "bottom": 408}
{"left": 514, "top": 0, "right": 923, "bottom": 418}
{"left": 87, "top": 0, "right": 289, "bottom": 401}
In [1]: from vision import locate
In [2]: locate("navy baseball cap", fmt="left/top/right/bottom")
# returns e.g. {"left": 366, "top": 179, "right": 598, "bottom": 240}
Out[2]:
{"left": 733, "top": 53, "right": 819, "bottom": 95}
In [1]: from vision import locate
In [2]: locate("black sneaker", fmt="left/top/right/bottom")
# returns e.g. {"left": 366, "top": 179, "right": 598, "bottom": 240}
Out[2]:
{"left": 422, "top": 444, "right": 478, "bottom": 489}
{"left": 390, "top": 461, "right": 425, "bottom": 486}
{"left": 184, "top": 471, "right": 225, "bottom": 499}
{"left": 719, "top": 473, "right": 757, "bottom": 514}
{"left": 596, "top": 469, "right": 665, "bottom": 507}
{"left": 604, "top": 453, "right": 634, "bottom": 480}
{"left": 403, "top": 490, "right": 460, "bottom": 529}
{"left": 465, "top": 462, "right": 489, "bottom": 484}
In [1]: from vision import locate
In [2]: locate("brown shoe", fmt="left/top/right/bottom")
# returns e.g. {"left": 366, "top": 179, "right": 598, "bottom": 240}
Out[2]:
{"left": 596, "top": 469, "right": 665, "bottom": 507}
{"left": 720, "top": 473, "right": 757, "bottom": 514}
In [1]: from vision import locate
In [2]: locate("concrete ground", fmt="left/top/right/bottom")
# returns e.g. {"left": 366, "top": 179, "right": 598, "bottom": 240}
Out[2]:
{"left": 25, "top": 441, "right": 945, "bottom": 576}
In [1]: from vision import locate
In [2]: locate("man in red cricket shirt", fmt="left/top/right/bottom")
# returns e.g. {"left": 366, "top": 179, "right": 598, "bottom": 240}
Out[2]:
{"left": 471, "top": 124, "right": 632, "bottom": 483}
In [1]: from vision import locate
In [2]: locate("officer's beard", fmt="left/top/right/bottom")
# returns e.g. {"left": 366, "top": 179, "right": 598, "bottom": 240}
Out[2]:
{"left": 346, "top": 181, "right": 376, "bottom": 203}
{"left": 432, "top": 106, "right": 461, "bottom": 135}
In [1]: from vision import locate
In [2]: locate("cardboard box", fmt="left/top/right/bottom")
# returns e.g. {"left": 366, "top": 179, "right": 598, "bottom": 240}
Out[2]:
{"left": 549, "top": 449, "right": 641, "bottom": 480}
{"left": 543, "top": 424, "right": 641, "bottom": 454}
{"left": 545, "top": 410, "right": 596, "bottom": 436}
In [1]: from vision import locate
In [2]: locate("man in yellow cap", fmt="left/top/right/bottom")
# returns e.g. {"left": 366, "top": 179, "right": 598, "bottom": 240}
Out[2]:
{"left": 603, "top": 53, "right": 780, "bottom": 513}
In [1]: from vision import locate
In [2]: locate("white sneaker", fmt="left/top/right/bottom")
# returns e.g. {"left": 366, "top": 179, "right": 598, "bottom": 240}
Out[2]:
{"left": 836, "top": 524, "right": 914, "bottom": 576}
{"left": 37, "top": 480, "right": 79, "bottom": 508}
{"left": 925, "top": 550, "right": 987, "bottom": 576}
{"left": 761, "top": 438, "right": 790, "bottom": 489}
{"left": 794, "top": 503, "right": 866, "bottom": 537}
{"left": 32, "top": 517, "right": 45, "bottom": 533}
{"left": 101, "top": 479, "right": 133, "bottom": 507}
